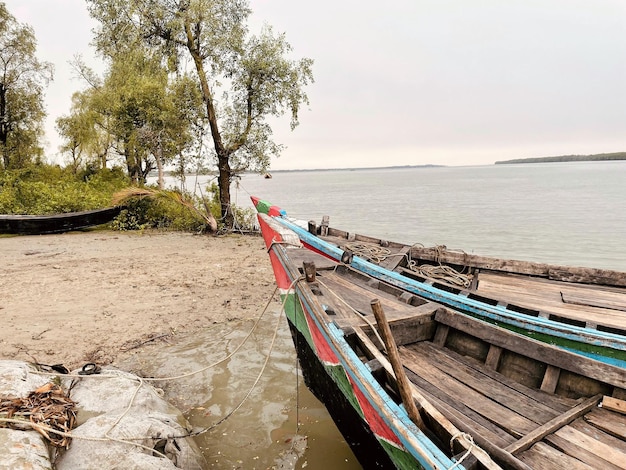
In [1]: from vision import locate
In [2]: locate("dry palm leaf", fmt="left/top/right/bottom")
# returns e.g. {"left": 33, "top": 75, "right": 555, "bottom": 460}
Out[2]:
{"left": 0, "top": 382, "right": 77, "bottom": 448}
{"left": 113, "top": 187, "right": 218, "bottom": 232}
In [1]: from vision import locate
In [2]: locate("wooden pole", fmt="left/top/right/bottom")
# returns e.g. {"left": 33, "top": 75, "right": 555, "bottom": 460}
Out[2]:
{"left": 370, "top": 299, "right": 425, "bottom": 431}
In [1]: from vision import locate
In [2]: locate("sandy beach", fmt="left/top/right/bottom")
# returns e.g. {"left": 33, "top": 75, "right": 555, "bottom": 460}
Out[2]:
{"left": 0, "top": 230, "right": 275, "bottom": 369}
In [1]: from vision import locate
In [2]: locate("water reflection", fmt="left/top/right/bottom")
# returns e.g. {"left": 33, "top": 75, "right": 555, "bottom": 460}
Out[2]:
{"left": 117, "top": 312, "right": 360, "bottom": 469}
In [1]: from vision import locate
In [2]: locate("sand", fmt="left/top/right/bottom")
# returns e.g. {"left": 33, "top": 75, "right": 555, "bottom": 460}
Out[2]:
{"left": 0, "top": 230, "right": 276, "bottom": 369}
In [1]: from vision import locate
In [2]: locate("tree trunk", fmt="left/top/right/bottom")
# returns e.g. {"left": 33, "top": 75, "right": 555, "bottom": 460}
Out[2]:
{"left": 0, "top": 83, "right": 9, "bottom": 168}
{"left": 217, "top": 151, "right": 234, "bottom": 228}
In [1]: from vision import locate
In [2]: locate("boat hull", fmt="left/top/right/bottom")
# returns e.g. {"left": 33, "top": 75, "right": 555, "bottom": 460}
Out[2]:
{"left": 287, "top": 321, "right": 396, "bottom": 469}
{"left": 0, "top": 207, "right": 123, "bottom": 235}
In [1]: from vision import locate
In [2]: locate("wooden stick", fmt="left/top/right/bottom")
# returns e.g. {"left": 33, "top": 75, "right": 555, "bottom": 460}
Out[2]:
{"left": 370, "top": 298, "right": 425, "bottom": 431}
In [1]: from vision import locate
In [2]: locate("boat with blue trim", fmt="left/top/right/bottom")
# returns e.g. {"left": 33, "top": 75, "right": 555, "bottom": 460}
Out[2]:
{"left": 252, "top": 196, "right": 626, "bottom": 368}
{"left": 255, "top": 202, "right": 626, "bottom": 469}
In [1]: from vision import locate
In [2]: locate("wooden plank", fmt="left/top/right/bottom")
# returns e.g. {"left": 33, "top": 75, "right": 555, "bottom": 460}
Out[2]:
{"left": 572, "top": 417, "right": 626, "bottom": 454}
{"left": 561, "top": 291, "right": 626, "bottom": 312}
{"left": 585, "top": 407, "right": 626, "bottom": 440}
{"left": 545, "top": 433, "right": 625, "bottom": 470}
{"left": 370, "top": 299, "right": 425, "bottom": 430}
{"left": 540, "top": 365, "right": 561, "bottom": 394}
{"left": 399, "top": 345, "right": 539, "bottom": 437}
{"left": 504, "top": 394, "right": 602, "bottom": 455}
{"left": 476, "top": 272, "right": 626, "bottom": 330}
{"left": 517, "top": 441, "right": 595, "bottom": 470}
{"left": 432, "top": 324, "right": 449, "bottom": 347}
{"left": 554, "top": 424, "right": 626, "bottom": 469}
{"left": 352, "top": 328, "right": 505, "bottom": 470}
{"left": 602, "top": 396, "right": 626, "bottom": 415}
{"left": 418, "top": 342, "right": 573, "bottom": 411}
{"left": 403, "top": 343, "right": 562, "bottom": 424}
{"left": 434, "top": 308, "right": 626, "bottom": 389}
{"left": 485, "top": 345, "right": 503, "bottom": 370}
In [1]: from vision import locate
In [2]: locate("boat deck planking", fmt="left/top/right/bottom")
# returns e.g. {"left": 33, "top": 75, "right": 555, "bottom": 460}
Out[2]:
{"left": 322, "top": 232, "right": 626, "bottom": 334}
{"left": 476, "top": 272, "right": 626, "bottom": 330}
{"left": 305, "top": 259, "right": 626, "bottom": 469}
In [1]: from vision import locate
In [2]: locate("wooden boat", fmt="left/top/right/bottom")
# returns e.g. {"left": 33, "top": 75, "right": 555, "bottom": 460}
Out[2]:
{"left": 256, "top": 208, "right": 626, "bottom": 469}
{"left": 0, "top": 207, "right": 123, "bottom": 235}
{"left": 252, "top": 197, "right": 626, "bottom": 368}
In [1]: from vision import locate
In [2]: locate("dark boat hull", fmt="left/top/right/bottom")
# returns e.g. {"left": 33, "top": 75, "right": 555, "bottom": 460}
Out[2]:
{"left": 0, "top": 207, "right": 123, "bottom": 235}
{"left": 287, "top": 322, "right": 396, "bottom": 469}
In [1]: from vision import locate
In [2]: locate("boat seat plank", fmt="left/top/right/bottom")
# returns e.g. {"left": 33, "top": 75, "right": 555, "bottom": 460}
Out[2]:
{"left": 417, "top": 341, "right": 574, "bottom": 411}
{"left": 401, "top": 361, "right": 519, "bottom": 446}
{"left": 476, "top": 272, "right": 626, "bottom": 330}
{"left": 571, "top": 416, "right": 626, "bottom": 455}
{"left": 544, "top": 432, "right": 626, "bottom": 470}
{"left": 517, "top": 442, "right": 595, "bottom": 470}
{"left": 318, "top": 271, "right": 424, "bottom": 319}
{"left": 402, "top": 342, "right": 563, "bottom": 424}
{"left": 584, "top": 407, "right": 626, "bottom": 440}
{"left": 552, "top": 422, "right": 626, "bottom": 469}
{"left": 399, "top": 345, "right": 540, "bottom": 438}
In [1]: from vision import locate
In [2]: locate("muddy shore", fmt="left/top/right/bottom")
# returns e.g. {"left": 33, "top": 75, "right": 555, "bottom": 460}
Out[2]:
{"left": 0, "top": 230, "right": 276, "bottom": 369}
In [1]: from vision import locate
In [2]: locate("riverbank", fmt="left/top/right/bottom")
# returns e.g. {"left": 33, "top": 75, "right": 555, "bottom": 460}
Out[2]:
{"left": 0, "top": 230, "right": 275, "bottom": 369}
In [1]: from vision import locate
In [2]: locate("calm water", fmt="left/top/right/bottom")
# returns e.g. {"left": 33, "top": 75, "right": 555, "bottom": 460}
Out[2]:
{"left": 146, "top": 161, "right": 625, "bottom": 469}
{"left": 229, "top": 161, "right": 626, "bottom": 271}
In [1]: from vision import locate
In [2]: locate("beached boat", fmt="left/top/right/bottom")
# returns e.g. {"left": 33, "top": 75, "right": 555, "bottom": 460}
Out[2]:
{"left": 0, "top": 207, "right": 123, "bottom": 235}
{"left": 252, "top": 197, "right": 626, "bottom": 368}
{"left": 256, "top": 207, "right": 626, "bottom": 469}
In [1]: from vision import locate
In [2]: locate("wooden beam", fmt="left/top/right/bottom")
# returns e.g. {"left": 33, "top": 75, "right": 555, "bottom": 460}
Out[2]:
{"left": 370, "top": 299, "right": 426, "bottom": 431}
{"left": 504, "top": 394, "right": 602, "bottom": 455}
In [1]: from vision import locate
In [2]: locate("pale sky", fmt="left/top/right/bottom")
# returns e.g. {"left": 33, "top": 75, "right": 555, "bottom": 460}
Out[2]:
{"left": 4, "top": 0, "right": 626, "bottom": 170}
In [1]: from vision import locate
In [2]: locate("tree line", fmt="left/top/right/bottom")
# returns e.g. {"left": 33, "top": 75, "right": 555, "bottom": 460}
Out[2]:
{"left": 0, "top": 1, "right": 313, "bottom": 229}
{"left": 495, "top": 152, "right": 626, "bottom": 165}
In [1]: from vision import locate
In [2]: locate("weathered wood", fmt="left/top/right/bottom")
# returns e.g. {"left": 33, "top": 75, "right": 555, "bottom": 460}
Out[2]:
{"left": 434, "top": 308, "right": 626, "bottom": 390}
{"left": 432, "top": 324, "right": 449, "bottom": 347}
{"left": 602, "top": 396, "right": 626, "bottom": 415}
{"left": 554, "top": 424, "right": 626, "bottom": 468}
{"left": 408, "top": 246, "right": 626, "bottom": 287}
{"left": 517, "top": 441, "right": 597, "bottom": 469}
{"left": 585, "top": 407, "right": 626, "bottom": 440}
{"left": 352, "top": 327, "right": 508, "bottom": 470}
{"left": 540, "top": 365, "right": 561, "bottom": 394}
{"left": 370, "top": 299, "right": 425, "bottom": 431}
{"left": 561, "top": 291, "right": 626, "bottom": 312}
{"left": 545, "top": 433, "right": 625, "bottom": 470}
{"left": 302, "top": 261, "right": 317, "bottom": 283}
{"left": 505, "top": 394, "right": 602, "bottom": 455}
{"left": 485, "top": 345, "right": 503, "bottom": 370}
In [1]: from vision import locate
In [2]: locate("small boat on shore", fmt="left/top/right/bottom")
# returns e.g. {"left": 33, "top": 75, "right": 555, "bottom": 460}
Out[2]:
{"left": 252, "top": 197, "right": 626, "bottom": 368}
{"left": 0, "top": 207, "right": 123, "bottom": 235}
{"left": 256, "top": 205, "right": 626, "bottom": 469}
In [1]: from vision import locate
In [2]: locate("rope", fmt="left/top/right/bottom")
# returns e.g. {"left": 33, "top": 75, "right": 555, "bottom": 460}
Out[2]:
{"left": 17, "top": 287, "right": 284, "bottom": 453}
{"left": 407, "top": 244, "right": 473, "bottom": 288}
{"left": 342, "top": 242, "right": 392, "bottom": 263}
{"left": 447, "top": 432, "right": 476, "bottom": 470}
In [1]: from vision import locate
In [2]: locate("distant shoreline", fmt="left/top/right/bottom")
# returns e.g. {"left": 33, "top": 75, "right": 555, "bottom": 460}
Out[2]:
{"left": 495, "top": 152, "right": 626, "bottom": 165}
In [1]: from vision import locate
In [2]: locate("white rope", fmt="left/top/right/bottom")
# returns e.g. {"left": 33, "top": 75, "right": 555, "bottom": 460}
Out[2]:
{"left": 447, "top": 432, "right": 476, "bottom": 470}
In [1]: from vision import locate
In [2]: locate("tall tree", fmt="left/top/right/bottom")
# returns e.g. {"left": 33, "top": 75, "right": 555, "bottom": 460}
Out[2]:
{"left": 0, "top": 3, "right": 53, "bottom": 169}
{"left": 86, "top": 0, "right": 313, "bottom": 228}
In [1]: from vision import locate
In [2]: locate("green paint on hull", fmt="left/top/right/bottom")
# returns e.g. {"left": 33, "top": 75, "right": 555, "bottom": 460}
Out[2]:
{"left": 282, "top": 293, "right": 426, "bottom": 468}
{"left": 380, "top": 440, "right": 424, "bottom": 470}
{"left": 281, "top": 293, "right": 313, "bottom": 347}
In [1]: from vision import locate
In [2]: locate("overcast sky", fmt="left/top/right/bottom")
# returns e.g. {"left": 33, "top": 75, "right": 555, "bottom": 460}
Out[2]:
{"left": 4, "top": 0, "right": 626, "bottom": 170}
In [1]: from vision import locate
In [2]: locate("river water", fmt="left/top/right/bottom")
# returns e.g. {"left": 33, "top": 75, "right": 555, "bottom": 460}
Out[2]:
{"left": 145, "top": 161, "right": 625, "bottom": 469}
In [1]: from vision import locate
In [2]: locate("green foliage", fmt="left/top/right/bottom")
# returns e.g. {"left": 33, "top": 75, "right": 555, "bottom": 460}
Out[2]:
{"left": 0, "top": 165, "right": 128, "bottom": 214}
{"left": 0, "top": 4, "right": 54, "bottom": 169}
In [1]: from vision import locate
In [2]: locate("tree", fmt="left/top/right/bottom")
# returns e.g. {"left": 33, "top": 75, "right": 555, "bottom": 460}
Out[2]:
{"left": 86, "top": 0, "right": 313, "bottom": 228}
{"left": 0, "top": 3, "right": 53, "bottom": 169}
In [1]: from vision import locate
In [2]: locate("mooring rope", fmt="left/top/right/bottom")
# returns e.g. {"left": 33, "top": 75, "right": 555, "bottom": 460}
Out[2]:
{"left": 13, "top": 285, "right": 286, "bottom": 453}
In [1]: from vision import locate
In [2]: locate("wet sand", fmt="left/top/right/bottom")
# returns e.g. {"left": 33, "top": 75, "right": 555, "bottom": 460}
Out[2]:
{"left": 0, "top": 230, "right": 275, "bottom": 369}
